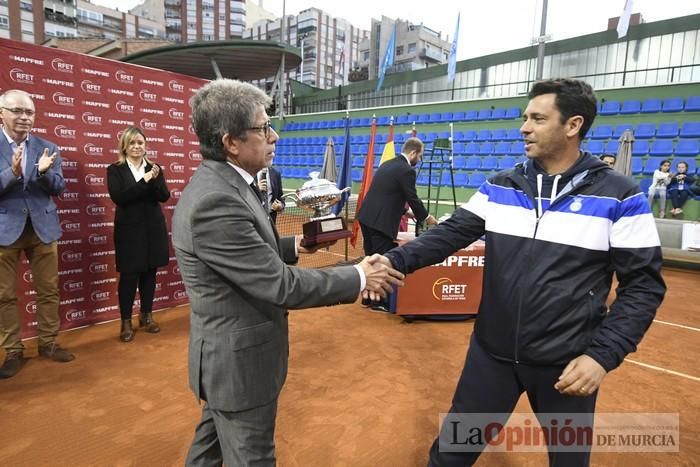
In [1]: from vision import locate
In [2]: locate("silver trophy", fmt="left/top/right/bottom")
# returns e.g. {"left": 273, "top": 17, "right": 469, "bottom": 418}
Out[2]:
{"left": 283, "top": 172, "right": 352, "bottom": 246}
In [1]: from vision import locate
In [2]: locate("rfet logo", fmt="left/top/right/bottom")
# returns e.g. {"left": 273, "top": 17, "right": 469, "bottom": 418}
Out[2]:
{"left": 61, "top": 250, "right": 83, "bottom": 263}
{"left": 63, "top": 280, "right": 84, "bottom": 292}
{"left": 173, "top": 289, "right": 188, "bottom": 300}
{"left": 54, "top": 125, "right": 76, "bottom": 139}
{"left": 88, "top": 233, "right": 108, "bottom": 245}
{"left": 61, "top": 159, "right": 78, "bottom": 171}
{"left": 432, "top": 277, "right": 467, "bottom": 301}
{"left": 85, "top": 174, "right": 105, "bottom": 186}
{"left": 82, "top": 112, "right": 103, "bottom": 126}
{"left": 168, "top": 108, "right": 185, "bottom": 120}
{"left": 169, "top": 162, "right": 185, "bottom": 173}
{"left": 60, "top": 220, "right": 81, "bottom": 232}
{"left": 169, "top": 135, "right": 184, "bottom": 146}
{"left": 139, "top": 89, "right": 157, "bottom": 102}
{"left": 140, "top": 118, "right": 158, "bottom": 131}
{"left": 115, "top": 101, "right": 134, "bottom": 114}
{"left": 169, "top": 80, "right": 185, "bottom": 92}
{"left": 83, "top": 143, "right": 104, "bottom": 157}
{"left": 170, "top": 189, "right": 182, "bottom": 200}
{"left": 25, "top": 301, "right": 37, "bottom": 314}
{"left": 80, "top": 80, "right": 102, "bottom": 94}
{"left": 188, "top": 150, "right": 202, "bottom": 161}
{"left": 115, "top": 70, "right": 135, "bottom": 84}
{"left": 51, "top": 58, "right": 75, "bottom": 74}
{"left": 89, "top": 262, "right": 109, "bottom": 274}
{"left": 91, "top": 290, "right": 111, "bottom": 302}
{"left": 146, "top": 149, "right": 158, "bottom": 159}
{"left": 10, "top": 68, "right": 34, "bottom": 85}
{"left": 23, "top": 270, "right": 33, "bottom": 283}
{"left": 65, "top": 309, "right": 87, "bottom": 322}
{"left": 86, "top": 204, "right": 106, "bottom": 216}
{"left": 59, "top": 191, "right": 80, "bottom": 202}
{"left": 52, "top": 92, "right": 75, "bottom": 106}
{"left": 171, "top": 264, "right": 181, "bottom": 275}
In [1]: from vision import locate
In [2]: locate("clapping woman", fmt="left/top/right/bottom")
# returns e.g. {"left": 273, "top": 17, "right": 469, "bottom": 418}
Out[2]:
{"left": 107, "top": 127, "right": 170, "bottom": 342}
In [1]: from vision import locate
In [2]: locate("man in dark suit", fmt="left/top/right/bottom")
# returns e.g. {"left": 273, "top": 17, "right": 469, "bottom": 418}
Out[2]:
{"left": 356, "top": 137, "right": 437, "bottom": 311}
{"left": 0, "top": 89, "right": 75, "bottom": 379}
{"left": 172, "top": 79, "right": 404, "bottom": 467}
{"left": 257, "top": 166, "right": 285, "bottom": 225}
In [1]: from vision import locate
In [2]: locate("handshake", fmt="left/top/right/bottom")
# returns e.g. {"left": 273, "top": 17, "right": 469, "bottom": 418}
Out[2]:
{"left": 357, "top": 254, "right": 403, "bottom": 301}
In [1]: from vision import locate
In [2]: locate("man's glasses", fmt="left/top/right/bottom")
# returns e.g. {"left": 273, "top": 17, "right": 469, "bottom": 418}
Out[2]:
{"left": 246, "top": 120, "right": 274, "bottom": 138}
{"left": 2, "top": 107, "right": 36, "bottom": 117}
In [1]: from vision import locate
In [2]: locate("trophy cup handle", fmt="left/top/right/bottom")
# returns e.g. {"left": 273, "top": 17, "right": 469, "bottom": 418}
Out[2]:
{"left": 281, "top": 192, "right": 300, "bottom": 203}
{"left": 339, "top": 187, "right": 351, "bottom": 194}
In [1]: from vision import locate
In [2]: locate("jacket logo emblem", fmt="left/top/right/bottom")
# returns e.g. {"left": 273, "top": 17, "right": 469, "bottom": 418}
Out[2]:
{"left": 570, "top": 197, "right": 583, "bottom": 212}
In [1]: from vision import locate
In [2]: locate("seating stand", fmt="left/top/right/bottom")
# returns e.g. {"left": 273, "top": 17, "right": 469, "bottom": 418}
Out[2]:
{"left": 417, "top": 138, "right": 457, "bottom": 219}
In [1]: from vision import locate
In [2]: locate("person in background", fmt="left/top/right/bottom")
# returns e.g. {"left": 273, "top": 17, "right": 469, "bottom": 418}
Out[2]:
{"left": 257, "top": 166, "right": 285, "bottom": 225}
{"left": 107, "top": 127, "right": 170, "bottom": 342}
{"left": 667, "top": 161, "right": 695, "bottom": 217}
{"left": 647, "top": 159, "right": 672, "bottom": 218}
{"left": 373, "top": 79, "right": 665, "bottom": 467}
{"left": 599, "top": 153, "right": 616, "bottom": 168}
{"left": 0, "top": 89, "right": 74, "bottom": 379}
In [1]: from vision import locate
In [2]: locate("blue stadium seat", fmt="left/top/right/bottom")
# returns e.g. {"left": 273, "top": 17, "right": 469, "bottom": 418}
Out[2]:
{"left": 509, "top": 141, "right": 525, "bottom": 155}
{"left": 453, "top": 156, "right": 467, "bottom": 169}
{"left": 604, "top": 140, "right": 619, "bottom": 153}
{"left": 499, "top": 156, "right": 516, "bottom": 169}
{"left": 376, "top": 133, "right": 387, "bottom": 144}
{"left": 620, "top": 100, "right": 641, "bottom": 114}
{"left": 429, "top": 112, "right": 442, "bottom": 123}
{"left": 377, "top": 115, "right": 390, "bottom": 126}
{"left": 600, "top": 101, "right": 621, "bottom": 115}
{"left": 465, "top": 142, "right": 480, "bottom": 155}
{"left": 639, "top": 178, "right": 652, "bottom": 194}
{"left": 662, "top": 97, "right": 684, "bottom": 113}
{"left": 467, "top": 173, "right": 487, "bottom": 187}
{"left": 394, "top": 134, "right": 405, "bottom": 144}
{"left": 440, "top": 172, "right": 453, "bottom": 186}
{"left": 505, "top": 107, "right": 521, "bottom": 119}
{"left": 476, "top": 130, "right": 492, "bottom": 141}
{"left": 481, "top": 155, "right": 498, "bottom": 170}
{"left": 465, "top": 110, "right": 478, "bottom": 121}
{"left": 350, "top": 118, "right": 361, "bottom": 127}
{"left": 641, "top": 98, "right": 662, "bottom": 113}
{"left": 613, "top": 123, "right": 635, "bottom": 138}
{"left": 463, "top": 130, "right": 477, "bottom": 141}
{"left": 491, "top": 128, "right": 507, "bottom": 141}
{"left": 643, "top": 157, "right": 669, "bottom": 175}
{"left": 631, "top": 158, "right": 643, "bottom": 174}
{"left": 359, "top": 117, "right": 371, "bottom": 127}
{"left": 584, "top": 141, "right": 605, "bottom": 154}
{"left": 417, "top": 113, "right": 431, "bottom": 124}
{"left": 416, "top": 173, "right": 429, "bottom": 186}
{"left": 656, "top": 122, "right": 679, "bottom": 138}
{"left": 632, "top": 140, "right": 650, "bottom": 157}
{"left": 494, "top": 142, "right": 510, "bottom": 155}
{"left": 352, "top": 156, "right": 364, "bottom": 167}
{"left": 477, "top": 109, "right": 492, "bottom": 121}
{"left": 506, "top": 128, "right": 521, "bottom": 140}
{"left": 491, "top": 108, "right": 507, "bottom": 120}
{"left": 680, "top": 122, "right": 700, "bottom": 138}
{"left": 442, "top": 112, "right": 453, "bottom": 122}
{"left": 453, "top": 143, "right": 466, "bottom": 155}
{"left": 674, "top": 139, "right": 699, "bottom": 157}
{"left": 454, "top": 172, "right": 469, "bottom": 187}
{"left": 590, "top": 125, "right": 613, "bottom": 139}
{"left": 396, "top": 114, "right": 410, "bottom": 125}
{"left": 635, "top": 123, "right": 656, "bottom": 139}
{"left": 453, "top": 111, "right": 467, "bottom": 121}
{"left": 479, "top": 142, "right": 495, "bottom": 155}
{"left": 465, "top": 156, "right": 481, "bottom": 170}
{"left": 649, "top": 140, "right": 674, "bottom": 157}
{"left": 352, "top": 169, "right": 362, "bottom": 182}
{"left": 453, "top": 131, "right": 465, "bottom": 142}
{"left": 685, "top": 96, "right": 700, "bottom": 112}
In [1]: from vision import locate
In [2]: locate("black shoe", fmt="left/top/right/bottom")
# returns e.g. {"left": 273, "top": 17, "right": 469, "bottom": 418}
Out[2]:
{"left": 0, "top": 351, "right": 24, "bottom": 378}
{"left": 361, "top": 298, "right": 371, "bottom": 308}
{"left": 370, "top": 303, "right": 390, "bottom": 313}
{"left": 38, "top": 343, "right": 75, "bottom": 362}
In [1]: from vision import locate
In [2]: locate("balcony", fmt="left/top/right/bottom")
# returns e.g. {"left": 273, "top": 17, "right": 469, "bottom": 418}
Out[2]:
{"left": 419, "top": 46, "right": 444, "bottom": 63}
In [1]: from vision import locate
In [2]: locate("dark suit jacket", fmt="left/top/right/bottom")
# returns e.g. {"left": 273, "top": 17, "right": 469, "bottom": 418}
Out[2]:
{"left": 267, "top": 166, "right": 285, "bottom": 224}
{"left": 172, "top": 159, "right": 361, "bottom": 412}
{"left": 356, "top": 155, "right": 429, "bottom": 240}
{"left": 107, "top": 162, "right": 170, "bottom": 273}
{"left": 0, "top": 134, "right": 64, "bottom": 245}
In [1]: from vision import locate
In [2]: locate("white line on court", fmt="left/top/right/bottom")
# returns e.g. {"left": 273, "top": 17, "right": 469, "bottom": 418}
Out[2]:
{"left": 652, "top": 319, "right": 700, "bottom": 332}
{"left": 624, "top": 358, "right": 700, "bottom": 383}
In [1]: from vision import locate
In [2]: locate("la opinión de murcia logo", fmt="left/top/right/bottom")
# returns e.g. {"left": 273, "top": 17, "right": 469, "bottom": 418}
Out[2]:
{"left": 84, "top": 174, "right": 105, "bottom": 186}
{"left": 168, "top": 80, "right": 185, "bottom": 92}
{"left": 115, "top": 70, "right": 135, "bottom": 84}
{"left": 82, "top": 112, "right": 103, "bottom": 125}
{"left": 115, "top": 101, "right": 135, "bottom": 114}
{"left": 139, "top": 89, "right": 158, "bottom": 102}
{"left": 10, "top": 68, "right": 35, "bottom": 84}
{"left": 80, "top": 80, "right": 102, "bottom": 94}
{"left": 140, "top": 118, "right": 158, "bottom": 131}
{"left": 169, "top": 135, "right": 185, "bottom": 146}
{"left": 54, "top": 125, "right": 76, "bottom": 139}
{"left": 52, "top": 92, "right": 75, "bottom": 106}
{"left": 51, "top": 58, "right": 75, "bottom": 73}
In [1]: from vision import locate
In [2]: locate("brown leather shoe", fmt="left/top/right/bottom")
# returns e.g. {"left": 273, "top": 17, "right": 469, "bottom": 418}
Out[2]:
{"left": 120, "top": 319, "right": 135, "bottom": 342}
{"left": 38, "top": 343, "right": 75, "bottom": 362}
{"left": 139, "top": 312, "right": 160, "bottom": 333}
{"left": 0, "top": 351, "right": 24, "bottom": 378}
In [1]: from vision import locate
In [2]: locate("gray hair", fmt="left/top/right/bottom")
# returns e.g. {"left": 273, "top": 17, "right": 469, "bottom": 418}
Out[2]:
{"left": 190, "top": 79, "right": 272, "bottom": 161}
{"left": 0, "top": 89, "right": 32, "bottom": 107}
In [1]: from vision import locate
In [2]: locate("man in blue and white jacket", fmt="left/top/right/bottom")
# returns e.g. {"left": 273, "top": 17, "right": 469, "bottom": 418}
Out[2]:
{"left": 379, "top": 79, "right": 666, "bottom": 466}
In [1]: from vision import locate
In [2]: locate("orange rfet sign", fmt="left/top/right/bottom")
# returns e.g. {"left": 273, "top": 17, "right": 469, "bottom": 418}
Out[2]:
{"left": 395, "top": 242, "right": 485, "bottom": 316}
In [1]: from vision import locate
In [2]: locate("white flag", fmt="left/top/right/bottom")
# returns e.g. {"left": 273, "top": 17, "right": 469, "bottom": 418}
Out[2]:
{"left": 617, "top": 0, "right": 635, "bottom": 38}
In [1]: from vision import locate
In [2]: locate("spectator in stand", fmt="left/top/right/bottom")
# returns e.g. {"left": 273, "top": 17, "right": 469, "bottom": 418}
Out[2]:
{"left": 647, "top": 159, "right": 672, "bottom": 218}
{"left": 667, "top": 161, "right": 695, "bottom": 217}
{"left": 599, "top": 154, "right": 616, "bottom": 168}
{"left": 257, "top": 166, "right": 285, "bottom": 225}
{"left": 107, "top": 127, "right": 170, "bottom": 342}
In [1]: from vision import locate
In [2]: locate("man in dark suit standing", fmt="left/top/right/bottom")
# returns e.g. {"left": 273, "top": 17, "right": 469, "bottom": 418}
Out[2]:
{"left": 0, "top": 89, "right": 75, "bottom": 379}
{"left": 172, "top": 79, "right": 404, "bottom": 467}
{"left": 356, "top": 137, "right": 437, "bottom": 311}
{"left": 257, "top": 166, "right": 285, "bottom": 225}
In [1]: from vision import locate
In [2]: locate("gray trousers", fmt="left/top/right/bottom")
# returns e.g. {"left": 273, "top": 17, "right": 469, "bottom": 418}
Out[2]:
{"left": 186, "top": 399, "right": 278, "bottom": 467}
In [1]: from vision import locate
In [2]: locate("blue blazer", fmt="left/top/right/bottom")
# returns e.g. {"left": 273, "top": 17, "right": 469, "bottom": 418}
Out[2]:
{"left": 0, "top": 134, "right": 65, "bottom": 245}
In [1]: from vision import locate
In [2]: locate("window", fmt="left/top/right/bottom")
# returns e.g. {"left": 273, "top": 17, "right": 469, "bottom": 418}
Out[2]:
{"left": 363, "top": 51, "right": 370, "bottom": 61}
{"left": 396, "top": 45, "right": 404, "bottom": 56}
{"left": 407, "top": 42, "right": 416, "bottom": 53}
{"left": 0, "top": 15, "right": 8, "bottom": 29}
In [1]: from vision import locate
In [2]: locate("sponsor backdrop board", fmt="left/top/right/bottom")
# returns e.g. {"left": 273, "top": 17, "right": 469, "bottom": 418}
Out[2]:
{"left": 1, "top": 38, "right": 207, "bottom": 337}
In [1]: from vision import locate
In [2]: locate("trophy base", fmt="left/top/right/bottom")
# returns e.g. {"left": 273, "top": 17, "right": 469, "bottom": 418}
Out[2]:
{"left": 300, "top": 217, "right": 352, "bottom": 247}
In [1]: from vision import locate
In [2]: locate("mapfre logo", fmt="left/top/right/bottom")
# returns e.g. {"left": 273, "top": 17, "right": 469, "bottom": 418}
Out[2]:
{"left": 85, "top": 174, "right": 105, "bottom": 186}
{"left": 140, "top": 118, "right": 158, "bottom": 131}
{"left": 25, "top": 301, "right": 37, "bottom": 314}
{"left": 59, "top": 191, "right": 80, "bottom": 202}
{"left": 84, "top": 143, "right": 104, "bottom": 156}
{"left": 139, "top": 89, "right": 157, "bottom": 102}
{"left": 81, "top": 80, "right": 102, "bottom": 94}
{"left": 82, "top": 112, "right": 103, "bottom": 126}
{"left": 61, "top": 250, "right": 83, "bottom": 263}
{"left": 170, "top": 189, "right": 182, "bottom": 200}
{"left": 168, "top": 80, "right": 185, "bottom": 92}
{"left": 23, "top": 270, "right": 33, "bottom": 283}
{"left": 115, "top": 70, "right": 135, "bottom": 84}
{"left": 52, "top": 92, "right": 75, "bottom": 106}
{"left": 60, "top": 220, "right": 81, "bottom": 233}
{"left": 91, "top": 290, "right": 111, "bottom": 302}
{"left": 188, "top": 150, "right": 202, "bottom": 161}
{"left": 168, "top": 108, "right": 185, "bottom": 120}
{"left": 115, "top": 101, "right": 134, "bottom": 114}
{"left": 169, "top": 135, "right": 184, "bottom": 146}
{"left": 54, "top": 125, "right": 76, "bottom": 139}
{"left": 188, "top": 124, "right": 195, "bottom": 134}
{"left": 10, "top": 68, "right": 34, "bottom": 84}
{"left": 431, "top": 277, "right": 467, "bottom": 301}
{"left": 65, "top": 309, "right": 87, "bottom": 322}
{"left": 169, "top": 162, "right": 185, "bottom": 173}
{"left": 88, "top": 233, "right": 108, "bottom": 245}
{"left": 51, "top": 58, "right": 75, "bottom": 73}
{"left": 63, "top": 280, "right": 84, "bottom": 292}
{"left": 86, "top": 204, "right": 106, "bottom": 216}
{"left": 89, "top": 262, "right": 109, "bottom": 274}
{"left": 173, "top": 289, "right": 188, "bottom": 300}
